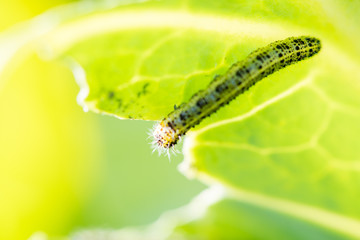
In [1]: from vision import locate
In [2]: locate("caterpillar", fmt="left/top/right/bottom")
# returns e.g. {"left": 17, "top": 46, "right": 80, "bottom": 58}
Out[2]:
{"left": 152, "top": 36, "right": 321, "bottom": 155}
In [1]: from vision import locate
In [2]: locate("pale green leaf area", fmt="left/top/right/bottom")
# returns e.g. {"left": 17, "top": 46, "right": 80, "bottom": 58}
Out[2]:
{"left": 21, "top": 0, "right": 360, "bottom": 239}
{"left": 171, "top": 198, "right": 348, "bottom": 240}
{"left": 69, "top": 187, "right": 352, "bottom": 240}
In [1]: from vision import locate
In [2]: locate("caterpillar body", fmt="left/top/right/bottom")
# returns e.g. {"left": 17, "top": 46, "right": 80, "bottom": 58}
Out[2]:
{"left": 152, "top": 36, "right": 321, "bottom": 154}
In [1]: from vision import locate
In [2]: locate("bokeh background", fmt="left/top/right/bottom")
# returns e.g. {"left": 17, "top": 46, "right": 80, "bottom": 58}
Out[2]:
{"left": 0, "top": 1, "right": 205, "bottom": 239}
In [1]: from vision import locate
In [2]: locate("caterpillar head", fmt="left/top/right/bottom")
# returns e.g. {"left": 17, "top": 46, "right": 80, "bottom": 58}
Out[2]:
{"left": 151, "top": 120, "right": 180, "bottom": 157}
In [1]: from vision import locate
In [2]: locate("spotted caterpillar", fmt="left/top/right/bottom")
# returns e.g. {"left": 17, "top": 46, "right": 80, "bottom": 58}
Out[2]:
{"left": 152, "top": 36, "right": 321, "bottom": 155}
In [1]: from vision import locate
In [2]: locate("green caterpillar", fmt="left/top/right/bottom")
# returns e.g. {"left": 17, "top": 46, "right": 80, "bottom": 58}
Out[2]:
{"left": 152, "top": 36, "right": 321, "bottom": 154}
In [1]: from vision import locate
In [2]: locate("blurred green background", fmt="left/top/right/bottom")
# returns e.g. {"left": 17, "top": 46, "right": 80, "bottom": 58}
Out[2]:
{"left": 0, "top": 1, "right": 205, "bottom": 239}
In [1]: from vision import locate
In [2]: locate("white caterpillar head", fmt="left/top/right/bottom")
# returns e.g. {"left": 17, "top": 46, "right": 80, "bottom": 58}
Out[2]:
{"left": 151, "top": 120, "right": 180, "bottom": 157}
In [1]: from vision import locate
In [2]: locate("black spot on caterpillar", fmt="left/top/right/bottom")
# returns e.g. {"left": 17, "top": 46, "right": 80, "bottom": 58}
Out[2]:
{"left": 152, "top": 36, "right": 321, "bottom": 155}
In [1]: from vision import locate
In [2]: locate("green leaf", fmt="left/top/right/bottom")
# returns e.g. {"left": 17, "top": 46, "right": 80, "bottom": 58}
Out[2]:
{"left": 170, "top": 188, "right": 354, "bottom": 240}
{"left": 69, "top": 187, "right": 355, "bottom": 240}
{"left": 171, "top": 199, "right": 349, "bottom": 240}
{"left": 19, "top": 0, "right": 360, "bottom": 238}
